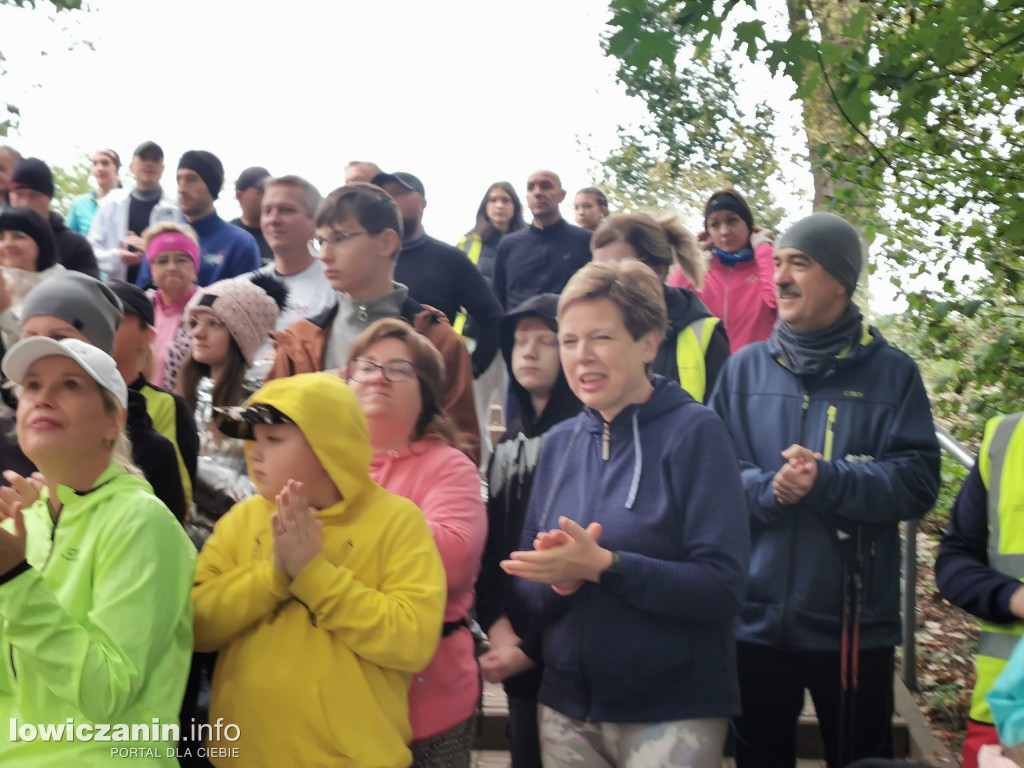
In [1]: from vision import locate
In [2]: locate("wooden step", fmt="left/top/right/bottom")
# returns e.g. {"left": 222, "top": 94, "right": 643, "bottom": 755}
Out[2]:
{"left": 473, "top": 678, "right": 928, "bottom": 761}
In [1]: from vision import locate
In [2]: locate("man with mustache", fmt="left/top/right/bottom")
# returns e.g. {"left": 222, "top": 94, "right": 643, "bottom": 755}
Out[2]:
{"left": 709, "top": 212, "right": 941, "bottom": 768}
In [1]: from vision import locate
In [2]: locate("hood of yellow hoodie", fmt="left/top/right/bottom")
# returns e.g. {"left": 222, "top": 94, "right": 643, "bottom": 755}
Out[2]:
{"left": 241, "top": 372, "right": 373, "bottom": 514}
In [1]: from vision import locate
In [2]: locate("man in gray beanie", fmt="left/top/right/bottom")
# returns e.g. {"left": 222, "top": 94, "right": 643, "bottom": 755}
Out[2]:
{"left": 6, "top": 271, "right": 188, "bottom": 520}
{"left": 709, "top": 211, "right": 940, "bottom": 768}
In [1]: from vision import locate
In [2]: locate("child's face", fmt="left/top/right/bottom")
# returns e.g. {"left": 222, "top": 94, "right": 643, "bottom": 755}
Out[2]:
{"left": 512, "top": 316, "right": 561, "bottom": 402}
{"left": 706, "top": 210, "right": 752, "bottom": 253}
{"left": 249, "top": 423, "right": 340, "bottom": 509}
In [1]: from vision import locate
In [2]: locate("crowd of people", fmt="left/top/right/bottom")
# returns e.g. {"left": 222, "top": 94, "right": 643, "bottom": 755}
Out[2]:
{"left": 0, "top": 138, "right": 1018, "bottom": 768}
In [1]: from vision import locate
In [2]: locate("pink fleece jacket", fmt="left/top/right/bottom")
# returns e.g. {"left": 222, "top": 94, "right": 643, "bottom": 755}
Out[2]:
{"left": 369, "top": 439, "right": 486, "bottom": 741}
{"left": 668, "top": 241, "right": 777, "bottom": 353}
{"left": 149, "top": 287, "right": 195, "bottom": 388}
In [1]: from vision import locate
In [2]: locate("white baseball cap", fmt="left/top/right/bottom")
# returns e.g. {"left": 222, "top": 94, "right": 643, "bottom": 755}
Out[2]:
{"left": 2, "top": 337, "right": 128, "bottom": 408}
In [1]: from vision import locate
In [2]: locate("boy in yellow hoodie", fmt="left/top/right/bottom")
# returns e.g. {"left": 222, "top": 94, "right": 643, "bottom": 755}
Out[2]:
{"left": 192, "top": 372, "right": 446, "bottom": 767}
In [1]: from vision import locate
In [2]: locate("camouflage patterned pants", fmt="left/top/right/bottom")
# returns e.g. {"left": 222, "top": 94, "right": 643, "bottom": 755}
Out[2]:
{"left": 538, "top": 704, "right": 727, "bottom": 768}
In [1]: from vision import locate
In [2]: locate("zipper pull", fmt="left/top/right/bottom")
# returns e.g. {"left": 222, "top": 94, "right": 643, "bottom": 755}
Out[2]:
{"left": 824, "top": 405, "right": 838, "bottom": 461}
{"left": 602, "top": 422, "right": 610, "bottom": 461}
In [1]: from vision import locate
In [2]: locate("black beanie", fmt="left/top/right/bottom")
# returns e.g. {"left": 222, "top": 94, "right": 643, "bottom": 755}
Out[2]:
{"left": 704, "top": 191, "right": 754, "bottom": 231}
{"left": 0, "top": 207, "right": 58, "bottom": 271}
{"left": 178, "top": 150, "right": 224, "bottom": 199}
{"left": 10, "top": 157, "right": 54, "bottom": 199}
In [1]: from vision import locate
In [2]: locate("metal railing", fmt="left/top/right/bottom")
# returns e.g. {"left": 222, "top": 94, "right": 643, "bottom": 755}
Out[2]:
{"left": 901, "top": 427, "right": 976, "bottom": 692}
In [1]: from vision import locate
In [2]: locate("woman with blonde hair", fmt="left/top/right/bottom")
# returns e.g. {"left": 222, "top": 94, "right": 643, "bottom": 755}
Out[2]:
{"left": 347, "top": 317, "right": 486, "bottom": 767}
{"left": 0, "top": 337, "right": 195, "bottom": 765}
{"left": 591, "top": 212, "right": 730, "bottom": 403}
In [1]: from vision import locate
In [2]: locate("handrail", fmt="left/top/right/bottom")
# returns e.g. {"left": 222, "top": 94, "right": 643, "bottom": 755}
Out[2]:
{"left": 902, "top": 427, "right": 975, "bottom": 692}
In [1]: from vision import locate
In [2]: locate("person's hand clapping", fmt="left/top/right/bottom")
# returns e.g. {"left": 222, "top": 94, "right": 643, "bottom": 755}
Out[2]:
{"left": 270, "top": 480, "right": 323, "bottom": 579}
{"left": 501, "top": 516, "right": 609, "bottom": 595}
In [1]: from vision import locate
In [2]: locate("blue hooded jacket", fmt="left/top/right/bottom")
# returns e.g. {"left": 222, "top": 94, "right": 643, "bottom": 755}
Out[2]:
{"left": 513, "top": 375, "right": 749, "bottom": 723}
{"left": 709, "top": 324, "right": 940, "bottom": 651}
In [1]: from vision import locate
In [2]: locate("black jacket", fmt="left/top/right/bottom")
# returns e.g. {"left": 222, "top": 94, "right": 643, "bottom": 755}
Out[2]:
{"left": 492, "top": 219, "right": 591, "bottom": 311}
{"left": 394, "top": 233, "right": 504, "bottom": 376}
{"left": 126, "top": 389, "right": 187, "bottom": 521}
{"left": 476, "top": 293, "right": 582, "bottom": 698}
{"left": 49, "top": 211, "right": 100, "bottom": 278}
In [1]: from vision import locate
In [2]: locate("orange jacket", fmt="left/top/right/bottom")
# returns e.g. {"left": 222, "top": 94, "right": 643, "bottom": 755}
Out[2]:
{"left": 269, "top": 298, "right": 480, "bottom": 462}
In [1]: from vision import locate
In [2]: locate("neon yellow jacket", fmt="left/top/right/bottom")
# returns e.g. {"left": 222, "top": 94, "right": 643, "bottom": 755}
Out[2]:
{"left": 0, "top": 462, "right": 196, "bottom": 767}
{"left": 192, "top": 373, "right": 447, "bottom": 768}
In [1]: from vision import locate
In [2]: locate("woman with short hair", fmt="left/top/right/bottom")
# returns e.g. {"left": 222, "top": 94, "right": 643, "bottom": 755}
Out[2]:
{"left": 503, "top": 261, "right": 749, "bottom": 768}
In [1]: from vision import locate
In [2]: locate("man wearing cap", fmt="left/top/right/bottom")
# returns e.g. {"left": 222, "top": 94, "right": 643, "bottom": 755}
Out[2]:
{"left": 374, "top": 170, "right": 504, "bottom": 378}
{"left": 10, "top": 272, "right": 188, "bottom": 520}
{"left": 9, "top": 157, "right": 100, "bottom": 278}
{"left": 108, "top": 280, "right": 198, "bottom": 513}
{"left": 492, "top": 169, "right": 591, "bottom": 311}
{"left": 134, "top": 150, "right": 260, "bottom": 289}
{"left": 88, "top": 141, "right": 182, "bottom": 283}
{"left": 708, "top": 212, "right": 941, "bottom": 768}
{"left": 231, "top": 166, "right": 273, "bottom": 265}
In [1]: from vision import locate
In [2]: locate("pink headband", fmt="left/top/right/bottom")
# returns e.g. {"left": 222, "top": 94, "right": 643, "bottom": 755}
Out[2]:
{"left": 146, "top": 232, "right": 200, "bottom": 269}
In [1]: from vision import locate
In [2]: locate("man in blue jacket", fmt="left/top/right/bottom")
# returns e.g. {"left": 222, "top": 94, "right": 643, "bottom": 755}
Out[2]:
{"left": 134, "top": 150, "right": 260, "bottom": 288}
{"left": 710, "top": 212, "right": 940, "bottom": 768}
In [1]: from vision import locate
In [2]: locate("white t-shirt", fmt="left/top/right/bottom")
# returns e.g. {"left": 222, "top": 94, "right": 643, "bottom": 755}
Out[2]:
{"left": 257, "top": 260, "right": 336, "bottom": 331}
{"left": 253, "top": 259, "right": 337, "bottom": 363}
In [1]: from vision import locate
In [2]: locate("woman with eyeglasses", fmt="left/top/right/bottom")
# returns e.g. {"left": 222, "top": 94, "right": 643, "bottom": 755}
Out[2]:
{"left": 177, "top": 274, "right": 287, "bottom": 544}
{"left": 346, "top": 317, "right": 486, "bottom": 768}
{"left": 143, "top": 222, "right": 201, "bottom": 390}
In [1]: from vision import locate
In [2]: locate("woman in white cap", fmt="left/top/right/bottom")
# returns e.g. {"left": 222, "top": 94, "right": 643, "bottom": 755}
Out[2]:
{"left": 0, "top": 336, "right": 195, "bottom": 766}
{"left": 177, "top": 274, "right": 286, "bottom": 543}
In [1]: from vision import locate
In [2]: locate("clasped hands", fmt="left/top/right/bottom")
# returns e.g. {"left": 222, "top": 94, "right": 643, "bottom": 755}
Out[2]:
{"left": 500, "top": 516, "right": 612, "bottom": 595}
{"left": 773, "top": 444, "right": 822, "bottom": 506}
{"left": 271, "top": 480, "right": 323, "bottom": 579}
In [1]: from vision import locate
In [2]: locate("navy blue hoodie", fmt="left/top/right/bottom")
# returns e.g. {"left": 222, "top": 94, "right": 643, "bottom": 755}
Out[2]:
{"left": 513, "top": 375, "right": 749, "bottom": 722}
{"left": 709, "top": 325, "right": 940, "bottom": 651}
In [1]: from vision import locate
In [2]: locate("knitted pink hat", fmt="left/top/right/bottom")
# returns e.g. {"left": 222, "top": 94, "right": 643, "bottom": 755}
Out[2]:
{"left": 186, "top": 276, "right": 286, "bottom": 366}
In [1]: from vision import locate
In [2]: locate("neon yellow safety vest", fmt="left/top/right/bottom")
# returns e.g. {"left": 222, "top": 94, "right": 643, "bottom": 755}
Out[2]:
{"left": 453, "top": 234, "right": 484, "bottom": 337}
{"left": 675, "top": 316, "right": 720, "bottom": 403}
{"left": 970, "top": 412, "right": 1024, "bottom": 723}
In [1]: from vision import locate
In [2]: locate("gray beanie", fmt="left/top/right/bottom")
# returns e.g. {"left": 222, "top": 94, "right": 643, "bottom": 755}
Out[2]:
{"left": 776, "top": 212, "right": 862, "bottom": 296}
{"left": 20, "top": 272, "right": 124, "bottom": 353}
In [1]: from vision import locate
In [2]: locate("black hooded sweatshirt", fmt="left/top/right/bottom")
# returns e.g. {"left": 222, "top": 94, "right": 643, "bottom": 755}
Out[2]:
{"left": 476, "top": 293, "right": 582, "bottom": 699}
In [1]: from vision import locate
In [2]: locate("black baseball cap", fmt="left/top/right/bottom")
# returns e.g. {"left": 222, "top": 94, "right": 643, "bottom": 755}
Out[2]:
{"left": 213, "top": 403, "right": 296, "bottom": 440}
{"left": 235, "top": 166, "right": 271, "bottom": 191}
{"left": 108, "top": 280, "right": 155, "bottom": 327}
{"left": 371, "top": 171, "right": 425, "bottom": 197}
{"left": 133, "top": 141, "right": 164, "bottom": 161}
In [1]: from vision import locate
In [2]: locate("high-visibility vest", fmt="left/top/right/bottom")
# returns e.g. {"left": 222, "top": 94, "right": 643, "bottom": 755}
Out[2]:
{"left": 970, "top": 412, "right": 1024, "bottom": 723}
{"left": 675, "top": 316, "right": 720, "bottom": 403}
{"left": 453, "top": 234, "right": 483, "bottom": 337}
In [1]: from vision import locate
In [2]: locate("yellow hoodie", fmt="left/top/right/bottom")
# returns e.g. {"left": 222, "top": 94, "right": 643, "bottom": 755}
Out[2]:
{"left": 192, "top": 373, "right": 446, "bottom": 768}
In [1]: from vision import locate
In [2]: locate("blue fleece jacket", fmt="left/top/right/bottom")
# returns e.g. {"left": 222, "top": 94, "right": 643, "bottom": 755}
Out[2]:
{"left": 134, "top": 211, "right": 259, "bottom": 287}
{"left": 709, "top": 325, "right": 940, "bottom": 652}
{"left": 513, "top": 376, "right": 749, "bottom": 723}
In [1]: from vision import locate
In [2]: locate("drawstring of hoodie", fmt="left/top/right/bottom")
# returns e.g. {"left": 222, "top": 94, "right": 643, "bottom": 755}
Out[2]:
{"left": 625, "top": 410, "right": 642, "bottom": 510}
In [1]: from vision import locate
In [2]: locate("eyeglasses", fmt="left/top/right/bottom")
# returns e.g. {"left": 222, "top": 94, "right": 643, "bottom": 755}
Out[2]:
{"left": 347, "top": 358, "right": 417, "bottom": 383}
{"left": 312, "top": 230, "right": 369, "bottom": 255}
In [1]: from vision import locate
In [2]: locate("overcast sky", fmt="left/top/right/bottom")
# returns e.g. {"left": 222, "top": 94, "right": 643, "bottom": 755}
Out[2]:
{"left": 1, "top": 0, "right": 911, "bottom": 310}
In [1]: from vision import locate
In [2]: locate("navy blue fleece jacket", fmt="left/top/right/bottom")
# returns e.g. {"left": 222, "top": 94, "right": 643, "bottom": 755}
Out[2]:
{"left": 512, "top": 376, "right": 749, "bottom": 723}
